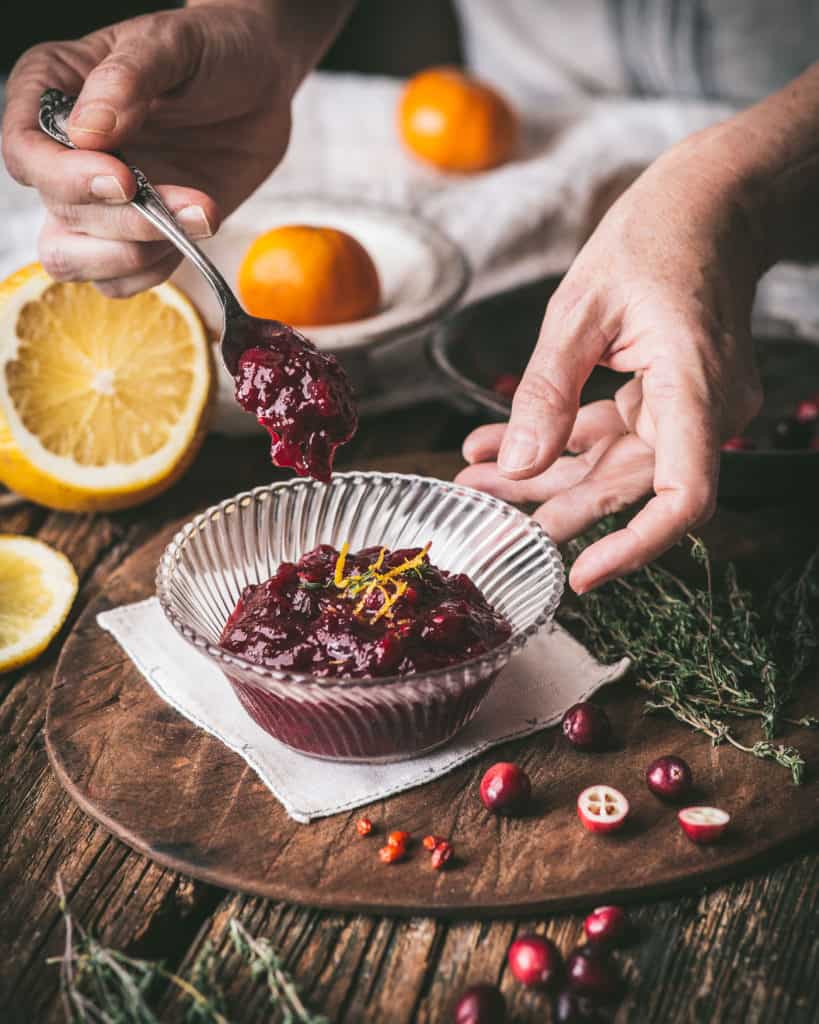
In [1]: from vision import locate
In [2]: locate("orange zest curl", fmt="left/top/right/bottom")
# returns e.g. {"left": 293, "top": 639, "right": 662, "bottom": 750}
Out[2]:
{"left": 334, "top": 542, "right": 431, "bottom": 625}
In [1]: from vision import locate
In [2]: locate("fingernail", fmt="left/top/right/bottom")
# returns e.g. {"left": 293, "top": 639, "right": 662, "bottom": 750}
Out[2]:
{"left": 71, "top": 105, "right": 118, "bottom": 135}
{"left": 498, "top": 427, "right": 539, "bottom": 473}
{"left": 177, "top": 205, "right": 213, "bottom": 239}
{"left": 90, "top": 175, "right": 127, "bottom": 203}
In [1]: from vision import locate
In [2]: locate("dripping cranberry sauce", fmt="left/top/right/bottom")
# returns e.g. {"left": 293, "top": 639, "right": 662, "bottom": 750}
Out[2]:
{"left": 232, "top": 322, "right": 358, "bottom": 483}
{"left": 219, "top": 543, "right": 512, "bottom": 680}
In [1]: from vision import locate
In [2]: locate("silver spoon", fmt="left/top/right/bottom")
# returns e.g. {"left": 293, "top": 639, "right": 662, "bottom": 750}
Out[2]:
{"left": 38, "top": 88, "right": 290, "bottom": 376}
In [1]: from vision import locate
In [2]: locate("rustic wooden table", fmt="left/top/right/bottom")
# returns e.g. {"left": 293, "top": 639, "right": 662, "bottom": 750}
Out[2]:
{"left": 1, "top": 399, "right": 817, "bottom": 1023}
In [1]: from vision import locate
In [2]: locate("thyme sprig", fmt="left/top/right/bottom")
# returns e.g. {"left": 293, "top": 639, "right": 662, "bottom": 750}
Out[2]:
{"left": 50, "top": 879, "right": 327, "bottom": 1024}
{"left": 227, "top": 920, "right": 328, "bottom": 1024}
{"left": 559, "top": 523, "right": 819, "bottom": 783}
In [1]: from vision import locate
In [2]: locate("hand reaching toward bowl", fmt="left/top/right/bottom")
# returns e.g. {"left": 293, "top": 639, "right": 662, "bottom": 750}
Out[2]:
{"left": 458, "top": 148, "right": 764, "bottom": 594}
{"left": 2, "top": 1, "right": 352, "bottom": 297}
{"left": 458, "top": 60, "right": 819, "bottom": 593}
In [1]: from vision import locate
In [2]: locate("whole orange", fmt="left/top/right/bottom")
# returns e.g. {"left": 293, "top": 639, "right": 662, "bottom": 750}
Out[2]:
{"left": 237, "top": 225, "right": 381, "bottom": 325}
{"left": 398, "top": 66, "right": 519, "bottom": 173}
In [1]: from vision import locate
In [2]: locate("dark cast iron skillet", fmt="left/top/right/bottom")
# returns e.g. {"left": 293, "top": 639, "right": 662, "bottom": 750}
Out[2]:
{"left": 430, "top": 277, "right": 819, "bottom": 499}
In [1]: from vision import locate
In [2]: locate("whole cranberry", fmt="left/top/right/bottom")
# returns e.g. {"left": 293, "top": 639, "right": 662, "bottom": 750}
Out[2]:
{"left": 566, "top": 947, "right": 620, "bottom": 999}
{"left": 453, "top": 983, "right": 506, "bottom": 1024}
{"left": 796, "top": 398, "right": 819, "bottom": 424}
{"left": 584, "top": 905, "right": 628, "bottom": 947}
{"left": 645, "top": 755, "right": 693, "bottom": 802}
{"left": 507, "top": 934, "right": 563, "bottom": 989}
{"left": 480, "top": 762, "right": 531, "bottom": 814}
{"left": 561, "top": 703, "right": 612, "bottom": 751}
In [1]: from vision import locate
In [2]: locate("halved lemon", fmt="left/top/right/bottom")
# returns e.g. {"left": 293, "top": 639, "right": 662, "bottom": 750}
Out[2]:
{"left": 0, "top": 534, "right": 77, "bottom": 672}
{"left": 0, "top": 264, "right": 213, "bottom": 511}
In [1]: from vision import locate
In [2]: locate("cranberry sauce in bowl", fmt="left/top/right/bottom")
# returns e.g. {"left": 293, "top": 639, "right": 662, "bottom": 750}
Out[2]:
{"left": 232, "top": 320, "right": 357, "bottom": 482}
{"left": 156, "top": 473, "right": 564, "bottom": 761}
{"left": 219, "top": 544, "right": 512, "bottom": 679}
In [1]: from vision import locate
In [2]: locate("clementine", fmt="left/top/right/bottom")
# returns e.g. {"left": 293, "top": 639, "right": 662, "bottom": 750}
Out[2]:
{"left": 398, "top": 66, "right": 519, "bottom": 173}
{"left": 237, "top": 225, "right": 381, "bottom": 325}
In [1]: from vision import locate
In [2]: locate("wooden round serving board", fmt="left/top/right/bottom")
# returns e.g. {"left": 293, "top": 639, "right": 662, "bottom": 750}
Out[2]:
{"left": 47, "top": 525, "right": 819, "bottom": 917}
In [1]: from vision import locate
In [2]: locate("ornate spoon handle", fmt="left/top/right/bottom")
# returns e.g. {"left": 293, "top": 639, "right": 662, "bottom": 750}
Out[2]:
{"left": 38, "top": 88, "right": 242, "bottom": 320}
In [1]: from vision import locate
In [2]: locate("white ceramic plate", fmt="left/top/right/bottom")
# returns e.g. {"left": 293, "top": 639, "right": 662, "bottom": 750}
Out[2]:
{"left": 171, "top": 194, "right": 470, "bottom": 353}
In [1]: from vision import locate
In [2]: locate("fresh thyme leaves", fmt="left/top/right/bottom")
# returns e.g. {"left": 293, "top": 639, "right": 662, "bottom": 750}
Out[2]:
{"left": 50, "top": 878, "right": 327, "bottom": 1024}
{"left": 227, "top": 920, "right": 328, "bottom": 1024}
{"left": 559, "top": 521, "right": 818, "bottom": 783}
{"left": 767, "top": 544, "right": 819, "bottom": 688}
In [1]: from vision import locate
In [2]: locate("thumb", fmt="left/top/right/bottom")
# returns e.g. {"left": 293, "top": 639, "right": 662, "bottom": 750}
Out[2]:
{"left": 498, "top": 287, "right": 614, "bottom": 478}
{"left": 67, "top": 16, "right": 201, "bottom": 150}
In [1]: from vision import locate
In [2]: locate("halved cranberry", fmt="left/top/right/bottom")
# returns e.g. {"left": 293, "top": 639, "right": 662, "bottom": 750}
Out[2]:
{"left": 645, "top": 755, "right": 693, "bottom": 802}
{"left": 480, "top": 762, "right": 531, "bottom": 815}
{"left": 583, "top": 905, "right": 628, "bottom": 947}
{"left": 566, "top": 946, "right": 621, "bottom": 999}
{"left": 721, "top": 436, "right": 755, "bottom": 452}
{"left": 561, "top": 703, "right": 611, "bottom": 751}
{"left": 507, "top": 934, "right": 563, "bottom": 989}
{"left": 678, "top": 806, "right": 730, "bottom": 844}
{"left": 453, "top": 983, "right": 506, "bottom": 1024}
{"left": 577, "top": 785, "right": 629, "bottom": 834}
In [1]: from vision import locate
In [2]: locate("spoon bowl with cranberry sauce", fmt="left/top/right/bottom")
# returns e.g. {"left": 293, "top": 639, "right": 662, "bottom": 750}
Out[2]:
{"left": 39, "top": 89, "right": 357, "bottom": 483}
{"left": 157, "top": 472, "right": 564, "bottom": 761}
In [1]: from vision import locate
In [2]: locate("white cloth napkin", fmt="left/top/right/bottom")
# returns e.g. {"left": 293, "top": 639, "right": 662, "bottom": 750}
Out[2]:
{"left": 97, "top": 597, "right": 629, "bottom": 823}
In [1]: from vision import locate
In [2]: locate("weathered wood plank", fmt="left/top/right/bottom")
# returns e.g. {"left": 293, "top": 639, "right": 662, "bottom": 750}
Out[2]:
{"left": 2, "top": 418, "right": 818, "bottom": 1024}
{"left": 0, "top": 506, "right": 226, "bottom": 1021}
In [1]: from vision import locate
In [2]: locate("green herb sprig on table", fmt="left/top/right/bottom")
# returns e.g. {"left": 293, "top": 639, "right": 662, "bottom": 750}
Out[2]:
{"left": 559, "top": 523, "right": 819, "bottom": 783}
{"left": 50, "top": 879, "right": 328, "bottom": 1024}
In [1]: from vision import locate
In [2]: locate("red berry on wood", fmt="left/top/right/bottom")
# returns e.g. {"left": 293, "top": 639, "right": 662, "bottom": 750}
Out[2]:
{"left": 507, "top": 934, "right": 563, "bottom": 989}
{"left": 480, "top": 762, "right": 531, "bottom": 814}
{"left": 561, "top": 703, "right": 612, "bottom": 751}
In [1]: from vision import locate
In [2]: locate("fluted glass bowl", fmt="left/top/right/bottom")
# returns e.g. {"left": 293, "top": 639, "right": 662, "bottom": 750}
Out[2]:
{"left": 156, "top": 472, "right": 564, "bottom": 762}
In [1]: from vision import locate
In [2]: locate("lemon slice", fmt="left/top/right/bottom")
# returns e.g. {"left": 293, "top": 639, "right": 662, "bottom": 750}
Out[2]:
{"left": 0, "top": 534, "right": 77, "bottom": 672}
{"left": 0, "top": 264, "right": 213, "bottom": 511}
